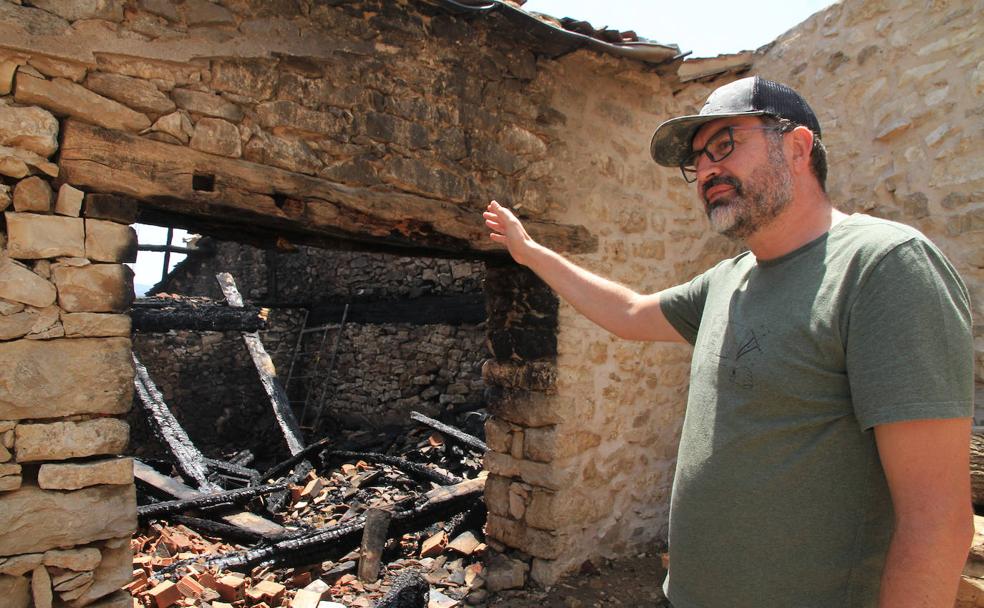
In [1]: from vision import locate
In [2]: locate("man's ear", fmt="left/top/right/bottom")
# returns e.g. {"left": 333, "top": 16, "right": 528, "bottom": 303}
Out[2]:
{"left": 788, "top": 125, "right": 815, "bottom": 174}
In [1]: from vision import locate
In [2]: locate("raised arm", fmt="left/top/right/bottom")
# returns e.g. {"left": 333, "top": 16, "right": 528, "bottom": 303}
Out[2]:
{"left": 484, "top": 200, "right": 686, "bottom": 343}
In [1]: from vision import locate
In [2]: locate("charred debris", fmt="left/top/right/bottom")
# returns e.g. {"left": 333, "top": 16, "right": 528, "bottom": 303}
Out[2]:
{"left": 130, "top": 275, "right": 491, "bottom": 608}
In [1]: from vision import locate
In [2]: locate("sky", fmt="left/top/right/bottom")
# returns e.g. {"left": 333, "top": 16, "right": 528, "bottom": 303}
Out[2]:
{"left": 128, "top": 0, "right": 835, "bottom": 294}
{"left": 521, "top": 0, "right": 836, "bottom": 59}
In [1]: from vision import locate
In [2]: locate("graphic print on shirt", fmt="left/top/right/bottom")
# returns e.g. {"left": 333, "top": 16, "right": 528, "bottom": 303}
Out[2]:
{"left": 706, "top": 314, "right": 763, "bottom": 390}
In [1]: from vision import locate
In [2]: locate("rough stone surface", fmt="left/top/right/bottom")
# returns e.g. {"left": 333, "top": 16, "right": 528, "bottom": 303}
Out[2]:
{"left": 85, "top": 72, "right": 176, "bottom": 115}
{"left": 0, "top": 104, "right": 58, "bottom": 157}
{"left": 0, "top": 183, "right": 10, "bottom": 211}
{"left": 27, "top": 56, "right": 87, "bottom": 83}
{"left": 12, "top": 176, "right": 52, "bottom": 212}
{"left": 171, "top": 88, "right": 243, "bottom": 121}
{"left": 84, "top": 219, "right": 137, "bottom": 263}
{"left": 0, "top": 144, "right": 57, "bottom": 178}
{"left": 83, "top": 194, "right": 138, "bottom": 224}
{"left": 5, "top": 213, "right": 84, "bottom": 259}
{"left": 484, "top": 551, "right": 530, "bottom": 592}
{"left": 0, "top": 61, "right": 17, "bottom": 96}
{"left": 15, "top": 418, "right": 129, "bottom": 462}
{"left": 31, "top": 565, "right": 52, "bottom": 608}
{"left": 51, "top": 264, "right": 133, "bottom": 312}
{"left": 0, "top": 485, "right": 136, "bottom": 555}
{"left": 0, "top": 310, "right": 38, "bottom": 341}
{"left": 0, "top": 554, "right": 43, "bottom": 577}
{"left": 0, "top": 256, "right": 57, "bottom": 307}
{"left": 0, "top": 574, "right": 30, "bottom": 608}
{"left": 38, "top": 457, "right": 133, "bottom": 490}
{"left": 0, "top": 337, "right": 133, "bottom": 420}
{"left": 63, "top": 538, "right": 131, "bottom": 608}
{"left": 189, "top": 117, "right": 241, "bottom": 158}
{"left": 14, "top": 74, "right": 151, "bottom": 132}
{"left": 54, "top": 184, "right": 84, "bottom": 217}
{"left": 83, "top": 590, "right": 131, "bottom": 608}
{"left": 147, "top": 111, "right": 193, "bottom": 143}
{"left": 62, "top": 313, "right": 130, "bottom": 337}
{"left": 27, "top": 0, "right": 124, "bottom": 22}
{"left": 43, "top": 548, "right": 101, "bottom": 571}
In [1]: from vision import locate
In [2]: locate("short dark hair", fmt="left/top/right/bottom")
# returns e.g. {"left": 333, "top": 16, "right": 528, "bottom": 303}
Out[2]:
{"left": 764, "top": 116, "right": 827, "bottom": 192}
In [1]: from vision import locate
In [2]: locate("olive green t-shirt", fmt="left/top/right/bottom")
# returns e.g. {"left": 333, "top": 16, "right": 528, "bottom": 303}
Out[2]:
{"left": 659, "top": 214, "right": 974, "bottom": 608}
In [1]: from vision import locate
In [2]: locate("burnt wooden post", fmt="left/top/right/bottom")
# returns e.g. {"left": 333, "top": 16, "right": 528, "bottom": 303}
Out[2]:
{"left": 216, "top": 272, "right": 306, "bottom": 456}
{"left": 358, "top": 508, "right": 392, "bottom": 583}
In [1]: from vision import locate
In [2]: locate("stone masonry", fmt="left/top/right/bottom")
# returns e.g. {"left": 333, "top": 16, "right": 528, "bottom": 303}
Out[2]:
{"left": 0, "top": 64, "right": 137, "bottom": 606}
{"left": 0, "top": 0, "right": 978, "bottom": 596}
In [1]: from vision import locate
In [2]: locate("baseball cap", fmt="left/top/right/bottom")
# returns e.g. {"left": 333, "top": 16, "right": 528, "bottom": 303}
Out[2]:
{"left": 649, "top": 76, "right": 822, "bottom": 167}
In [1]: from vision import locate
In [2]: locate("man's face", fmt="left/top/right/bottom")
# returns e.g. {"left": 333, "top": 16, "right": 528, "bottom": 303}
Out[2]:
{"left": 690, "top": 116, "right": 793, "bottom": 240}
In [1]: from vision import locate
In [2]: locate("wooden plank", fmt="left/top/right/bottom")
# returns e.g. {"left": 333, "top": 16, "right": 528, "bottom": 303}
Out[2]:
{"left": 217, "top": 272, "right": 306, "bottom": 456}
{"left": 58, "top": 120, "right": 596, "bottom": 256}
{"left": 357, "top": 508, "right": 391, "bottom": 583}
{"left": 134, "top": 460, "right": 286, "bottom": 538}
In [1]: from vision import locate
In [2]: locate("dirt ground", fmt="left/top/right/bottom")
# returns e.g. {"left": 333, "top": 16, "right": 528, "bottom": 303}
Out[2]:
{"left": 486, "top": 544, "right": 670, "bottom": 608}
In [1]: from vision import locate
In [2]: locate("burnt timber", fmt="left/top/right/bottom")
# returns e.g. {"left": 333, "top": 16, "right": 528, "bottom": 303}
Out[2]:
{"left": 59, "top": 120, "right": 596, "bottom": 257}
{"left": 131, "top": 296, "right": 268, "bottom": 332}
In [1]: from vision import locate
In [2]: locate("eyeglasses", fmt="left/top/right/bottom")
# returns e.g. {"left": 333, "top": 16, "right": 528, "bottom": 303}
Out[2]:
{"left": 680, "top": 125, "right": 785, "bottom": 183}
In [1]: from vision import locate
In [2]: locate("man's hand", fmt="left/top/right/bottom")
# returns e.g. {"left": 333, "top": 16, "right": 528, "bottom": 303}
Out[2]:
{"left": 484, "top": 200, "right": 536, "bottom": 266}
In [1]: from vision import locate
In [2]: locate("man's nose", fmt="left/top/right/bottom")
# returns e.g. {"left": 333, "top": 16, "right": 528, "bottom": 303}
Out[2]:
{"left": 696, "top": 153, "right": 722, "bottom": 183}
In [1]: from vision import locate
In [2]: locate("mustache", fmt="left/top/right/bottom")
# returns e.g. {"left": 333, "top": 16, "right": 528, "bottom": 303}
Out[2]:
{"left": 702, "top": 175, "right": 743, "bottom": 201}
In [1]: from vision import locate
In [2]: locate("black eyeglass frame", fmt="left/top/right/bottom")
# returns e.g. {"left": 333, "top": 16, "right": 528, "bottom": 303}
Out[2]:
{"left": 679, "top": 125, "right": 789, "bottom": 183}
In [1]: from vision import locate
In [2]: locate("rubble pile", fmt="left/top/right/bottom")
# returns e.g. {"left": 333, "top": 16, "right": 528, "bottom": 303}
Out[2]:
{"left": 131, "top": 424, "right": 491, "bottom": 608}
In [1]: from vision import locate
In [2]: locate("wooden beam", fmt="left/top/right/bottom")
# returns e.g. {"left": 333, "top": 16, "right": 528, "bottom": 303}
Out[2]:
{"left": 216, "top": 272, "right": 306, "bottom": 456}
{"left": 59, "top": 120, "right": 596, "bottom": 256}
{"left": 134, "top": 460, "right": 286, "bottom": 538}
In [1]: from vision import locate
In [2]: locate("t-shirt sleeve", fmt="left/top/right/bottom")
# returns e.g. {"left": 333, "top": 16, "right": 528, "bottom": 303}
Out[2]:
{"left": 845, "top": 237, "right": 974, "bottom": 430}
{"left": 659, "top": 271, "right": 712, "bottom": 345}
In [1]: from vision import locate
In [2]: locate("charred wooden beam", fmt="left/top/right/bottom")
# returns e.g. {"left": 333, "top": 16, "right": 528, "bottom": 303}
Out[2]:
{"left": 134, "top": 460, "right": 286, "bottom": 538}
{"left": 204, "top": 458, "right": 261, "bottom": 488}
{"left": 325, "top": 450, "right": 462, "bottom": 486}
{"left": 302, "top": 294, "right": 486, "bottom": 326}
{"left": 217, "top": 272, "right": 306, "bottom": 456}
{"left": 171, "top": 515, "right": 271, "bottom": 545}
{"left": 259, "top": 437, "right": 332, "bottom": 482}
{"left": 137, "top": 480, "right": 290, "bottom": 520}
{"left": 131, "top": 299, "right": 267, "bottom": 332}
{"left": 59, "top": 120, "right": 596, "bottom": 257}
{"left": 265, "top": 461, "right": 313, "bottom": 516}
{"left": 410, "top": 411, "right": 488, "bottom": 454}
{"left": 373, "top": 570, "right": 428, "bottom": 608}
{"left": 133, "top": 355, "right": 219, "bottom": 492}
{"left": 358, "top": 508, "right": 392, "bottom": 583}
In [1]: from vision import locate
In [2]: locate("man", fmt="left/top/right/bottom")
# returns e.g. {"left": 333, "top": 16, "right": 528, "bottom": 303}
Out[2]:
{"left": 483, "top": 76, "right": 974, "bottom": 607}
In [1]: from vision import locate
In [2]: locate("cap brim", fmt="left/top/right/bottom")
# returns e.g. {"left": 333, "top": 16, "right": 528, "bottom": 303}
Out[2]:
{"left": 649, "top": 110, "right": 766, "bottom": 167}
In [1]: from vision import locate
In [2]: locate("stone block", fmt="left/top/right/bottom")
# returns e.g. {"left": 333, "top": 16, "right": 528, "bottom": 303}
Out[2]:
{"left": 184, "top": 0, "right": 235, "bottom": 26}
{"left": 0, "top": 554, "right": 43, "bottom": 576}
{"left": 14, "top": 74, "right": 150, "bottom": 133}
{"left": 482, "top": 361, "right": 558, "bottom": 395}
{"left": 5, "top": 213, "right": 84, "bottom": 259}
{"left": 529, "top": 557, "right": 571, "bottom": 588}
{"left": 243, "top": 130, "right": 322, "bottom": 175}
{"left": 524, "top": 426, "right": 601, "bottom": 463}
{"left": 171, "top": 88, "right": 243, "bottom": 121}
{"left": 0, "top": 574, "right": 30, "bottom": 608}
{"left": 43, "top": 548, "right": 101, "bottom": 571}
{"left": 26, "top": 0, "right": 124, "bottom": 22}
{"left": 484, "top": 474, "right": 511, "bottom": 517}
{"left": 257, "top": 100, "right": 337, "bottom": 135}
{"left": 85, "top": 72, "right": 176, "bottom": 115}
{"left": 31, "top": 565, "right": 52, "bottom": 608}
{"left": 54, "top": 184, "right": 84, "bottom": 217}
{"left": 0, "top": 310, "right": 38, "bottom": 340}
{"left": 0, "top": 145, "right": 57, "bottom": 178}
{"left": 0, "top": 183, "right": 10, "bottom": 211}
{"left": 0, "top": 337, "right": 133, "bottom": 419}
{"left": 190, "top": 118, "right": 242, "bottom": 158}
{"left": 483, "top": 451, "right": 563, "bottom": 490}
{"left": 27, "top": 56, "right": 87, "bottom": 83}
{"left": 0, "top": 104, "right": 58, "bottom": 157}
{"left": 38, "top": 457, "right": 133, "bottom": 490}
{"left": 0, "top": 463, "right": 22, "bottom": 491}
{"left": 15, "top": 418, "right": 129, "bottom": 462}
{"left": 147, "top": 111, "right": 193, "bottom": 144}
{"left": 83, "top": 194, "right": 138, "bottom": 224}
{"left": 25, "top": 305, "right": 61, "bottom": 339}
{"left": 486, "top": 388, "right": 563, "bottom": 427}
{"left": 486, "top": 514, "right": 561, "bottom": 559}
{"left": 0, "top": 256, "right": 57, "bottom": 307}
{"left": 63, "top": 537, "right": 130, "bottom": 606}
{"left": 62, "top": 313, "right": 130, "bottom": 337}
{"left": 524, "top": 487, "right": 609, "bottom": 529}
{"left": 483, "top": 551, "right": 529, "bottom": 592}
{"left": 84, "top": 219, "right": 137, "bottom": 263}
{"left": 0, "top": 61, "right": 17, "bottom": 96}
{"left": 52, "top": 263, "right": 133, "bottom": 312}
{"left": 0, "top": 485, "right": 136, "bottom": 555}
{"left": 484, "top": 417, "right": 512, "bottom": 454}
{"left": 12, "top": 176, "right": 52, "bottom": 212}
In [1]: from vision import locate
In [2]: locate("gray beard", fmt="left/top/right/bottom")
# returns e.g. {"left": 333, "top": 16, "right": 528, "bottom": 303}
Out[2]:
{"left": 706, "top": 144, "right": 793, "bottom": 241}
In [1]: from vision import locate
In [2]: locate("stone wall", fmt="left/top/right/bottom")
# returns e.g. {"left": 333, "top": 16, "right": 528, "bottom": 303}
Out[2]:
{"left": 0, "top": 70, "right": 137, "bottom": 606}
